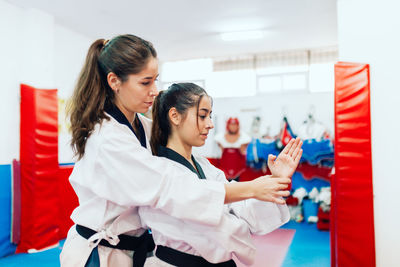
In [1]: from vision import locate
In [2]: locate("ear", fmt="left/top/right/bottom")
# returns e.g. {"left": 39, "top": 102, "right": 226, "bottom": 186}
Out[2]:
{"left": 168, "top": 107, "right": 181, "bottom": 126}
{"left": 107, "top": 72, "right": 121, "bottom": 92}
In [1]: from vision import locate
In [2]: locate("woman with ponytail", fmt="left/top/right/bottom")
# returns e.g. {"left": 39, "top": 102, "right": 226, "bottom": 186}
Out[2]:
{"left": 60, "top": 35, "right": 301, "bottom": 267}
{"left": 140, "top": 83, "right": 303, "bottom": 266}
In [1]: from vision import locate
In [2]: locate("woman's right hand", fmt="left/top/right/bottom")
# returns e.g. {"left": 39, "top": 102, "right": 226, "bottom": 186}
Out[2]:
{"left": 250, "top": 175, "right": 291, "bottom": 204}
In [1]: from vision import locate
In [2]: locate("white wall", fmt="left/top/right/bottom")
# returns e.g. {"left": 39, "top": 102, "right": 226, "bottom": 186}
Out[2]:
{"left": 0, "top": 0, "right": 91, "bottom": 164}
{"left": 54, "top": 25, "right": 92, "bottom": 163}
{"left": 0, "top": 1, "right": 54, "bottom": 164}
{"left": 337, "top": 0, "right": 400, "bottom": 266}
{"left": 0, "top": 0, "right": 21, "bottom": 164}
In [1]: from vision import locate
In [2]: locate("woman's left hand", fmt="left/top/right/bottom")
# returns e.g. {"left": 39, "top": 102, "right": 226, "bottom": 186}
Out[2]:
{"left": 268, "top": 137, "right": 303, "bottom": 178}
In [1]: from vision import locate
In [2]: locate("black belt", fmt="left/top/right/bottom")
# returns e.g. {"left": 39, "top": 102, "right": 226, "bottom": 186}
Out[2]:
{"left": 76, "top": 224, "right": 155, "bottom": 267}
{"left": 156, "top": 245, "right": 237, "bottom": 267}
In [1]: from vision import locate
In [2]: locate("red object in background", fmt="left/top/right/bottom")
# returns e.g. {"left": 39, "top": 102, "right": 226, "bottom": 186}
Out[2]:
{"left": 219, "top": 148, "right": 247, "bottom": 180}
{"left": 17, "top": 84, "right": 59, "bottom": 253}
{"left": 208, "top": 156, "right": 272, "bottom": 183}
{"left": 296, "top": 162, "right": 332, "bottom": 182}
{"left": 226, "top": 117, "right": 239, "bottom": 131}
{"left": 317, "top": 207, "right": 330, "bottom": 231}
{"left": 280, "top": 121, "right": 293, "bottom": 147}
{"left": 332, "top": 62, "right": 375, "bottom": 267}
{"left": 58, "top": 166, "right": 78, "bottom": 239}
{"left": 239, "top": 167, "right": 270, "bottom": 182}
{"left": 285, "top": 195, "right": 299, "bottom": 206}
{"left": 207, "top": 158, "right": 220, "bottom": 169}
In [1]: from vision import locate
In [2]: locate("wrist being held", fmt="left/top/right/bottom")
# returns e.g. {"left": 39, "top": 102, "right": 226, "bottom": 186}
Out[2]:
{"left": 250, "top": 175, "right": 291, "bottom": 205}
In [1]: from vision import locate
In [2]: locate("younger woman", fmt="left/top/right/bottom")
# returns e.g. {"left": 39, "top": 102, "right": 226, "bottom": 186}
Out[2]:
{"left": 140, "top": 83, "right": 303, "bottom": 266}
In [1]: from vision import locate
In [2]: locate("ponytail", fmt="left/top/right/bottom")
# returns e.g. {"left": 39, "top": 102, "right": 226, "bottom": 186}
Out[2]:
{"left": 67, "top": 39, "right": 109, "bottom": 160}
{"left": 150, "top": 90, "right": 169, "bottom": 155}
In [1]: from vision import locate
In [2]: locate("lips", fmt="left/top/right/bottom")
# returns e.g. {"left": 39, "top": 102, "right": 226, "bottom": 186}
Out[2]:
{"left": 144, "top": 101, "right": 153, "bottom": 106}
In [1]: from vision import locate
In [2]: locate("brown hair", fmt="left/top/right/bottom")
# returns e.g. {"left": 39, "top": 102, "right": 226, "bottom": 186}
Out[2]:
{"left": 150, "top": 83, "right": 209, "bottom": 155}
{"left": 67, "top": 34, "right": 157, "bottom": 159}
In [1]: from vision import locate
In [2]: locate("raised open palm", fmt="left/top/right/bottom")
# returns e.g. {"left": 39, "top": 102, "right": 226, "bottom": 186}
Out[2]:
{"left": 268, "top": 137, "right": 303, "bottom": 178}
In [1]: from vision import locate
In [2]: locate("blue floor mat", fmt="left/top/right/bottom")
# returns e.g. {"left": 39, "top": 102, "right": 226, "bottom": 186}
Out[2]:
{"left": 281, "top": 221, "right": 330, "bottom": 267}
{"left": 0, "top": 240, "right": 64, "bottom": 267}
{"left": 0, "top": 223, "right": 330, "bottom": 267}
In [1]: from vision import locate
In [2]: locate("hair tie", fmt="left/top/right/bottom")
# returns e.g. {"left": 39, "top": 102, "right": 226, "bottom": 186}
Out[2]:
{"left": 102, "top": 39, "right": 111, "bottom": 51}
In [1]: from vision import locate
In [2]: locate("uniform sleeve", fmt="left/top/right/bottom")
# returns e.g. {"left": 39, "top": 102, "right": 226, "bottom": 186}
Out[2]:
{"left": 228, "top": 199, "right": 290, "bottom": 235}
{"left": 90, "top": 134, "right": 225, "bottom": 226}
{"left": 197, "top": 156, "right": 290, "bottom": 234}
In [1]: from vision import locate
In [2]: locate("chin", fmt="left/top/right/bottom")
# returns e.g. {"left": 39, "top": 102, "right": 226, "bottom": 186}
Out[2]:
{"left": 190, "top": 141, "right": 204, "bottom": 147}
{"left": 138, "top": 107, "right": 150, "bottom": 114}
{"left": 197, "top": 140, "right": 206, "bottom": 147}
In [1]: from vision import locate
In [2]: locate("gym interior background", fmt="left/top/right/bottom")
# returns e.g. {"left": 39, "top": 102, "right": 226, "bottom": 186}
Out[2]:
{"left": 0, "top": 0, "right": 399, "bottom": 266}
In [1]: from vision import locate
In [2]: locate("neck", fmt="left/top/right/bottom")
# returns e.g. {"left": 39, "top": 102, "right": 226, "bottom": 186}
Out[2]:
{"left": 166, "top": 134, "right": 192, "bottom": 162}
{"left": 115, "top": 102, "right": 136, "bottom": 124}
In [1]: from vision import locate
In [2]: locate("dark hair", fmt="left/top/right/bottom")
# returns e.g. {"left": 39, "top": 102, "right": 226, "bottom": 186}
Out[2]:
{"left": 67, "top": 34, "right": 157, "bottom": 159}
{"left": 151, "top": 83, "right": 210, "bottom": 155}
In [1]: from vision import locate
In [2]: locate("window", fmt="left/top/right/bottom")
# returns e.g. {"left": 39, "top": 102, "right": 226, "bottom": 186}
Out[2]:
{"left": 282, "top": 73, "right": 308, "bottom": 91}
{"left": 257, "top": 72, "right": 308, "bottom": 94}
{"left": 258, "top": 75, "right": 281, "bottom": 93}
{"left": 206, "top": 70, "right": 256, "bottom": 98}
{"left": 309, "top": 63, "right": 334, "bottom": 93}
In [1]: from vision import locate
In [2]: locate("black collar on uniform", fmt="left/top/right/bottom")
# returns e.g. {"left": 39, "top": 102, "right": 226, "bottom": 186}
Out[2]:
{"left": 104, "top": 104, "right": 147, "bottom": 148}
{"left": 157, "top": 146, "right": 206, "bottom": 179}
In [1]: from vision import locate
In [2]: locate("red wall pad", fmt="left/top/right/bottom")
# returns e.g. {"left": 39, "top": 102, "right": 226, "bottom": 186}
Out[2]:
{"left": 332, "top": 63, "right": 375, "bottom": 266}
{"left": 17, "top": 84, "right": 59, "bottom": 253}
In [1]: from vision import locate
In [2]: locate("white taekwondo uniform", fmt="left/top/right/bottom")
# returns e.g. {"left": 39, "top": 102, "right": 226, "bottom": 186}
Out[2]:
{"left": 60, "top": 105, "right": 226, "bottom": 267}
{"left": 139, "top": 146, "right": 290, "bottom": 266}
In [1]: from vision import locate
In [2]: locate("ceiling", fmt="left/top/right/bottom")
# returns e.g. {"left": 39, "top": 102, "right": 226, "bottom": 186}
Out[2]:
{"left": 8, "top": 0, "right": 338, "bottom": 62}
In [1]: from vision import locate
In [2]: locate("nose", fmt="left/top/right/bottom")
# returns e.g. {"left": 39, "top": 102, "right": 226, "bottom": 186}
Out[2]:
{"left": 206, "top": 117, "right": 214, "bottom": 129}
{"left": 150, "top": 84, "right": 159, "bottom": 97}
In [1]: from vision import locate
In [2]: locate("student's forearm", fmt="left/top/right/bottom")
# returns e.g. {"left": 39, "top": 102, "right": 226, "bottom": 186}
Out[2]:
{"left": 224, "top": 182, "right": 255, "bottom": 204}
{"left": 224, "top": 175, "right": 291, "bottom": 205}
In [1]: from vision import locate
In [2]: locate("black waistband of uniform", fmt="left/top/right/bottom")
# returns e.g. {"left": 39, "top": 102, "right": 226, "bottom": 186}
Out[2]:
{"left": 156, "top": 245, "right": 237, "bottom": 267}
{"left": 76, "top": 224, "right": 155, "bottom": 267}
